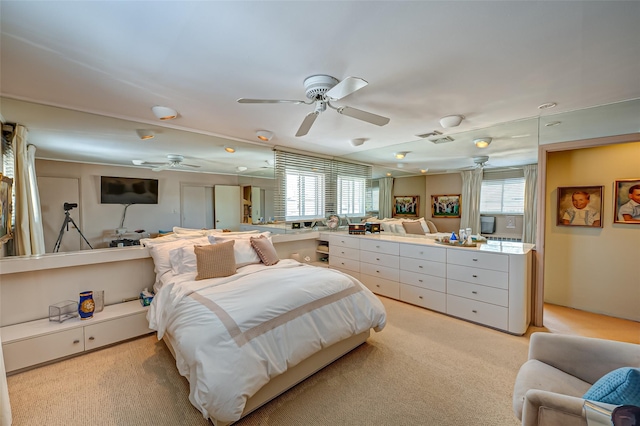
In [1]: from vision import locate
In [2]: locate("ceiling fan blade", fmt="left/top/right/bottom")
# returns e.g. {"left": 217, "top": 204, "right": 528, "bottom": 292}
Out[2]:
{"left": 336, "top": 106, "right": 390, "bottom": 126}
{"left": 237, "top": 98, "right": 306, "bottom": 104}
{"left": 326, "top": 76, "right": 368, "bottom": 100}
{"left": 132, "top": 160, "right": 165, "bottom": 166}
{"left": 179, "top": 163, "right": 200, "bottom": 168}
{"left": 151, "top": 166, "right": 169, "bottom": 172}
{"left": 295, "top": 112, "right": 319, "bottom": 137}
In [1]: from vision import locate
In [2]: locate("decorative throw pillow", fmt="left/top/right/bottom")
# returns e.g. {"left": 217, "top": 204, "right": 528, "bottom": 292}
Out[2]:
{"left": 583, "top": 367, "right": 640, "bottom": 406}
{"left": 194, "top": 240, "right": 236, "bottom": 280}
{"left": 250, "top": 235, "right": 280, "bottom": 266}
{"left": 402, "top": 221, "right": 425, "bottom": 235}
{"left": 426, "top": 220, "right": 438, "bottom": 233}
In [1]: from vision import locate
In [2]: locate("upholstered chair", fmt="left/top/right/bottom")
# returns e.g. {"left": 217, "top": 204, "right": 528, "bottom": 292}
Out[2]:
{"left": 513, "top": 332, "right": 640, "bottom": 426}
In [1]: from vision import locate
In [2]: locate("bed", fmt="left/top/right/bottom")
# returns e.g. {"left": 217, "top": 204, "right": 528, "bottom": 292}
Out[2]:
{"left": 142, "top": 230, "right": 387, "bottom": 425}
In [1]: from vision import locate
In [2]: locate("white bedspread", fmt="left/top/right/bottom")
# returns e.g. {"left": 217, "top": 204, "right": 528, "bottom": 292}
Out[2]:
{"left": 148, "top": 260, "right": 386, "bottom": 424}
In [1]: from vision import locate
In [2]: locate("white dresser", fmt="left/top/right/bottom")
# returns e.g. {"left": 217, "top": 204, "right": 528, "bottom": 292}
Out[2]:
{"left": 322, "top": 232, "right": 533, "bottom": 335}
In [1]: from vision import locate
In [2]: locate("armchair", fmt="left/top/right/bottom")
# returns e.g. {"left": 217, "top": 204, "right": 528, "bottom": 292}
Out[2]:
{"left": 513, "top": 332, "right": 640, "bottom": 426}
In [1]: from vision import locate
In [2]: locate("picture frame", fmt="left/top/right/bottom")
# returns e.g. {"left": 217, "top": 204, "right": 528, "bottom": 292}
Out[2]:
{"left": 393, "top": 195, "right": 419, "bottom": 217}
{"left": 431, "top": 194, "right": 461, "bottom": 218}
{"left": 556, "top": 186, "right": 603, "bottom": 227}
{"left": 0, "top": 173, "right": 14, "bottom": 244}
{"left": 614, "top": 179, "right": 640, "bottom": 224}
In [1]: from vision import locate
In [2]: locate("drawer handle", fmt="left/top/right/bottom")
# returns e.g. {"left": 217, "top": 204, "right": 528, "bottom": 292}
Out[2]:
{"left": 73, "top": 339, "right": 80, "bottom": 344}
{"left": 472, "top": 274, "right": 478, "bottom": 278}
{"left": 341, "top": 262, "right": 345, "bottom": 265}
{"left": 376, "top": 245, "right": 380, "bottom": 248}
{"left": 472, "top": 258, "right": 478, "bottom": 261}
{"left": 418, "top": 279, "right": 423, "bottom": 283}
{"left": 376, "top": 284, "right": 380, "bottom": 288}
{"left": 376, "top": 258, "right": 380, "bottom": 261}
{"left": 418, "top": 296, "right": 423, "bottom": 299}
{"left": 472, "top": 291, "right": 478, "bottom": 294}
{"left": 419, "top": 265, "right": 423, "bottom": 269}
{"left": 341, "top": 251, "right": 345, "bottom": 254}
{"left": 472, "top": 310, "right": 478, "bottom": 313}
{"left": 88, "top": 336, "right": 95, "bottom": 341}
{"left": 376, "top": 270, "right": 380, "bottom": 273}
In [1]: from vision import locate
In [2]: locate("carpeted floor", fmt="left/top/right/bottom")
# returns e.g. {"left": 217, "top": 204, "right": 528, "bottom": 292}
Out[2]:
{"left": 7, "top": 296, "right": 530, "bottom": 425}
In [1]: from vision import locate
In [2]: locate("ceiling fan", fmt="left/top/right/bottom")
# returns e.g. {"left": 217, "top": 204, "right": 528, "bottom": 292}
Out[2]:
{"left": 238, "top": 74, "right": 390, "bottom": 137}
{"left": 132, "top": 154, "right": 200, "bottom": 172}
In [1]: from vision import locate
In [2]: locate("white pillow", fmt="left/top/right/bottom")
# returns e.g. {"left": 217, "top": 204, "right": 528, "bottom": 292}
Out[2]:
{"left": 147, "top": 236, "right": 209, "bottom": 279}
{"left": 169, "top": 244, "right": 200, "bottom": 274}
{"left": 392, "top": 222, "right": 407, "bottom": 236}
{"left": 207, "top": 233, "right": 270, "bottom": 267}
{"left": 210, "top": 231, "right": 270, "bottom": 241}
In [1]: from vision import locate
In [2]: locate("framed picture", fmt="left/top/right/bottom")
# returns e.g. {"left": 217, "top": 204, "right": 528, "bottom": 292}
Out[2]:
{"left": 614, "top": 179, "right": 640, "bottom": 224}
{"left": 393, "top": 195, "right": 419, "bottom": 217}
{"left": 556, "top": 186, "right": 603, "bottom": 227}
{"left": 431, "top": 194, "right": 461, "bottom": 218}
{"left": 0, "top": 173, "right": 14, "bottom": 244}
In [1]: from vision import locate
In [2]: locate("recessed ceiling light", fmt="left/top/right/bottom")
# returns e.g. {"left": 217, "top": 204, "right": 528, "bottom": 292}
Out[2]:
{"left": 538, "top": 102, "right": 557, "bottom": 110}
{"left": 224, "top": 147, "right": 236, "bottom": 153}
{"left": 256, "top": 130, "right": 273, "bottom": 141}
{"left": 545, "top": 121, "right": 562, "bottom": 127}
{"left": 474, "top": 137, "right": 492, "bottom": 148}
{"left": 151, "top": 105, "right": 178, "bottom": 120}
{"left": 136, "top": 129, "right": 154, "bottom": 140}
{"left": 394, "top": 152, "right": 409, "bottom": 160}
{"left": 420, "top": 169, "right": 428, "bottom": 174}
{"left": 350, "top": 138, "right": 366, "bottom": 147}
{"left": 386, "top": 172, "right": 392, "bottom": 177}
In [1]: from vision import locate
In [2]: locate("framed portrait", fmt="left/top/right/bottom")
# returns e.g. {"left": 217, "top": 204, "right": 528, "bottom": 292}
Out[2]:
{"left": 0, "top": 173, "right": 14, "bottom": 244}
{"left": 556, "top": 186, "right": 603, "bottom": 227}
{"left": 614, "top": 179, "right": 640, "bottom": 224}
{"left": 431, "top": 194, "right": 461, "bottom": 218}
{"left": 393, "top": 195, "right": 419, "bottom": 217}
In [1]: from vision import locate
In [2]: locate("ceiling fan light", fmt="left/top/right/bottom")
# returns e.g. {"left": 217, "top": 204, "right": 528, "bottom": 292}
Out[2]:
{"left": 224, "top": 147, "right": 236, "bottom": 153}
{"left": 439, "top": 115, "right": 464, "bottom": 128}
{"left": 151, "top": 105, "right": 178, "bottom": 120}
{"left": 256, "top": 130, "right": 273, "bottom": 141}
{"left": 394, "top": 151, "right": 408, "bottom": 160}
{"left": 136, "top": 129, "right": 154, "bottom": 140}
{"left": 474, "top": 137, "right": 492, "bottom": 148}
{"left": 236, "top": 166, "right": 248, "bottom": 172}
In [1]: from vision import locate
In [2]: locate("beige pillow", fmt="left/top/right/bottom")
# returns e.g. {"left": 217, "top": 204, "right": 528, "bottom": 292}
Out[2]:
{"left": 194, "top": 240, "right": 236, "bottom": 280}
{"left": 402, "top": 221, "right": 425, "bottom": 235}
{"left": 250, "top": 235, "right": 280, "bottom": 266}
{"left": 426, "top": 220, "right": 438, "bottom": 233}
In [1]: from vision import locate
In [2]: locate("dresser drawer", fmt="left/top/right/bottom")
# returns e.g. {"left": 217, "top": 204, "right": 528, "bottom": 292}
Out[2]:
{"left": 329, "top": 256, "right": 360, "bottom": 272}
{"left": 84, "top": 311, "right": 151, "bottom": 351}
{"left": 447, "top": 279, "right": 509, "bottom": 307}
{"left": 400, "top": 284, "right": 446, "bottom": 312}
{"left": 400, "top": 244, "right": 446, "bottom": 262}
{"left": 329, "top": 245, "right": 360, "bottom": 261}
{"left": 360, "top": 250, "right": 399, "bottom": 268}
{"left": 447, "top": 264, "right": 508, "bottom": 289}
{"left": 447, "top": 249, "right": 509, "bottom": 272}
{"left": 359, "top": 239, "right": 399, "bottom": 256}
{"left": 360, "top": 263, "right": 399, "bottom": 282}
{"left": 3, "top": 328, "right": 85, "bottom": 372}
{"left": 329, "top": 235, "right": 360, "bottom": 249}
{"left": 360, "top": 275, "right": 400, "bottom": 299}
{"left": 400, "top": 257, "right": 446, "bottom": 278}
{"left": 399, "top": 270, "right": 446, "bottom": 292}
{"left": 446, "top": 294, "right": 508, "bottom": 331}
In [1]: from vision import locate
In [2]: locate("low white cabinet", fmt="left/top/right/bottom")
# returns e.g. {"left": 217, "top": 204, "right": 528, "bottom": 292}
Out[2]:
{"left": 321, "top": 232, "right": 533, "bottom": 335}
{"left": 1, "top": 300, "right": 152, "bottom": 373}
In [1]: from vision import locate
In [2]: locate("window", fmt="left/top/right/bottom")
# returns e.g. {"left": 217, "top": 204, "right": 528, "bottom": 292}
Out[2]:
{"left": 480, "top": 177, "right": 525, "bottom": 214}
{"left": 285, "top": 170, "right": 325, "bottom": 219}
{"left": 337, "top": 176, "right": 366, "bottom": 216}
{"left": 274, "top": 150, "right": 372, "bottom": 222}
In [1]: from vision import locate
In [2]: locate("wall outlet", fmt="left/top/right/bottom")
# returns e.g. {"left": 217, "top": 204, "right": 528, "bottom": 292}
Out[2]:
{"left": 506, "top": 216, "right": 516, "bottom": 229}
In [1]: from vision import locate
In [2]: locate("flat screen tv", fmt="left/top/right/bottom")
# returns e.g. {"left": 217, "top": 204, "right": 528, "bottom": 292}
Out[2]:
{"left": 100, "top": 176, "right": 158, "bottom": 204}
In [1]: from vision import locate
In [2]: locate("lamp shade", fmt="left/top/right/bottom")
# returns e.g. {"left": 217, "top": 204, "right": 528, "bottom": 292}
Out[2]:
{"left": 151, "top": 106, "right": 178, "bottom": 120}
{"left": 136, "top": 129, "right": 154, "bottom": 140}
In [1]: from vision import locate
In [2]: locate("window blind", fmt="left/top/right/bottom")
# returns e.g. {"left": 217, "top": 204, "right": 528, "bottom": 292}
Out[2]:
{"left": 480, "top": 177, "right": 525, "bottom": 214}
{"left": 274, "top": 150, "right": 372, "bottom": 221}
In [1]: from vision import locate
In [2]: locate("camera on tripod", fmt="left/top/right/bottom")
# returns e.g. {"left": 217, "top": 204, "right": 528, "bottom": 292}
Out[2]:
{"left": 64, "top": 202, "right": 78, "bottom": 211}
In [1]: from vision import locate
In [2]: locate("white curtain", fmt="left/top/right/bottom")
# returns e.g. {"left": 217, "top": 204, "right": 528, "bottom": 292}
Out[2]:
{"left": 13, "top": 126, "right": 45, "bottom": 256}
{"left": 378, "top": 177, "right": 394, "bottom": 219}
{"left": 522, "top": 164, "right": 538, "bottom": 244}
{"left": 460, "top": 168, "right": 483, "bottom": 234}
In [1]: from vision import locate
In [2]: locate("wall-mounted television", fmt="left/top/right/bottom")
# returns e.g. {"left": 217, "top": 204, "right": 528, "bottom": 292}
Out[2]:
{"left": 100, "top": 176, "right": 158, "bottom": 204}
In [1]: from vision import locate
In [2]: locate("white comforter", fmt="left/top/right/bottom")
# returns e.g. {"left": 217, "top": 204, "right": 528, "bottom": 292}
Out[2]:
{"left": 148, "top": 260, "right": 386, "bottom": 424}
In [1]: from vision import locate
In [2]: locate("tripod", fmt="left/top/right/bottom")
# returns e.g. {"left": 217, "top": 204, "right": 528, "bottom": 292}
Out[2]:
{"left": 53, "top": 208, "right": 93, "bottom": 252}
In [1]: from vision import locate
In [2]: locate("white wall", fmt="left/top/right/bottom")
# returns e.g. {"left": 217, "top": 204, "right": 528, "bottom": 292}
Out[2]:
{"left": 544, "top": 141, "right": 640, "bottom": 321}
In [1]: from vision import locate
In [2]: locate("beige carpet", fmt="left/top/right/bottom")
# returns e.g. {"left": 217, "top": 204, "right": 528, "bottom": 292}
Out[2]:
{"left": 7, "top": 297, "right": 530, "bottom": 425}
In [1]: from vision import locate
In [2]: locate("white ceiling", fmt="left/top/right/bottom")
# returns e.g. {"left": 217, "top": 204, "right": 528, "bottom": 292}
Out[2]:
{"left": 1, "top": 1, "right": 639, "bottom": 178}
